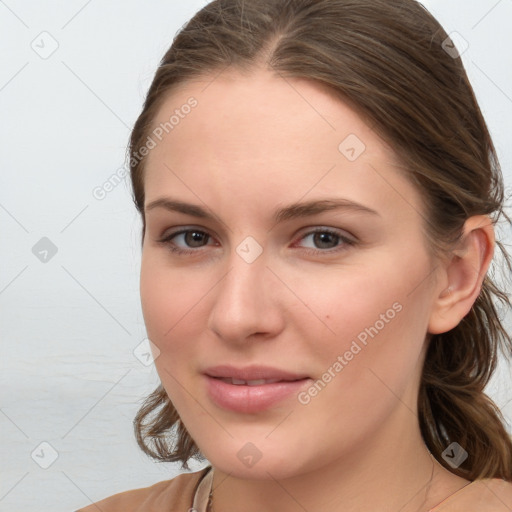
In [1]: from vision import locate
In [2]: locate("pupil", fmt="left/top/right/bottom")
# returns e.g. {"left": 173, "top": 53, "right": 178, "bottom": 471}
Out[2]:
{"left": 186, "top": 231, "right": 206, "bottom": 247}
{"left": 315, "top": 232, "right": 337, "bottom": 249}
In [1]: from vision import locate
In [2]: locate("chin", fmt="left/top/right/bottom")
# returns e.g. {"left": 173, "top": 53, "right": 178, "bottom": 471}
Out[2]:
{"left": 197, "top": 435, "right": 316, "bottom": 481}
{"left": 210, "top": 455, "right": 303, "bottom": 481}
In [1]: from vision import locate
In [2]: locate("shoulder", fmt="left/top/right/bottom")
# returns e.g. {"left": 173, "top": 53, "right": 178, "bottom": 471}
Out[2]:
{"left": 75, "top": 466, "right": 211, "bottom": 512}
{"left": 431, "top": 478, "right": 512, "bottom": 511}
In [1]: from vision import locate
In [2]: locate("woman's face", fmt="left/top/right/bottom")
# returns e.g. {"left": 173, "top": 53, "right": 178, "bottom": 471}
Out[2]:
{"left": 140, "top": 68, "right": 443, "bottom": 479}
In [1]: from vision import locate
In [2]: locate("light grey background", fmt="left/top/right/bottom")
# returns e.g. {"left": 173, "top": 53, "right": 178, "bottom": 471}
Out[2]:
{"left": 1, "top": 1, "right": 511, "bottom": 511}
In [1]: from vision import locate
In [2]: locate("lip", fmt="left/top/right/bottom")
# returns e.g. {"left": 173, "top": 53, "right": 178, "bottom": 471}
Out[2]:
{"left": 203, "top": 365, "right": 312, "bottom": 413}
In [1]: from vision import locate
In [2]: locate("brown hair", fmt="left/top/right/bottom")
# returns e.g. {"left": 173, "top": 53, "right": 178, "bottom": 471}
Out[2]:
{"left": 129, "top": 0, "right": 512, "bottom": 479}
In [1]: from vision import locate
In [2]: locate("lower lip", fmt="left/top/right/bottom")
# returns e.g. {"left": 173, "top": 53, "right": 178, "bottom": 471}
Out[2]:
{"left": 205, "top": 376, "right": 311, "bottom": 413}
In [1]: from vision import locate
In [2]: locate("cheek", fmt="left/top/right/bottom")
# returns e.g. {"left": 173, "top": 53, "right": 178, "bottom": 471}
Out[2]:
{"left": 140, "top": 258, "right": 203, "bottom": 406}
{"left": 291, "top": 263, "right": 408, "bottom": 351}
{"left": 297, "top": 255, "right": 431, "bottom": 389}
{"left": 140, "top": 254, "right": 205, "bottom": 347}
{"left": 311, "top": 292, "right": 430, "bottom": 424}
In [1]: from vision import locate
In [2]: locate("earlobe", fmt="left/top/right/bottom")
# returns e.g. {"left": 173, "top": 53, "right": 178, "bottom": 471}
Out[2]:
{"left": 427, "top": 215, "right": 495, "bottom": 335}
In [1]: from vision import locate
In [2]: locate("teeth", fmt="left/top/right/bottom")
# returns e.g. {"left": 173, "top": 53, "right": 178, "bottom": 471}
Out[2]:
{"left": 246, "top": 379, "right": 267, "bottom": 386}
{"left": 220, "top": 378, "right": 282, "bottom": 385}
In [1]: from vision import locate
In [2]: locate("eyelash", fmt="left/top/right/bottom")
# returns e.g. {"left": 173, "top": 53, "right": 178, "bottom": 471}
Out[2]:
{"left": 156, "top": 227, "right": 357, "bottom": 256}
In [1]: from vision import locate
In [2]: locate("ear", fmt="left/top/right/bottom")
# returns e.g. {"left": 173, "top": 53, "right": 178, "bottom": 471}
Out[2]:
{"left": 428, "top": 215, "right": 495, "bottom": 335}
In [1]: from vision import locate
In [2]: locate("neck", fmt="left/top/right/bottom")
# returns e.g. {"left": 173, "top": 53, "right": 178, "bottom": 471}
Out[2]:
{"left": 210, "top": 413, "right": 466, "bottom": 512}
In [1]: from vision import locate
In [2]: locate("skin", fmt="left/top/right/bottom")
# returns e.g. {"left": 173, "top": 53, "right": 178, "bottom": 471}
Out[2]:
{"left": 139, "top": 67, "right": 495, "bottom": 511}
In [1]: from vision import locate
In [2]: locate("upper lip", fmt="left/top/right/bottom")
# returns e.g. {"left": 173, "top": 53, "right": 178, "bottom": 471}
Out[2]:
{"left": 204, "top": 365, "right": 310, "bottom": 382}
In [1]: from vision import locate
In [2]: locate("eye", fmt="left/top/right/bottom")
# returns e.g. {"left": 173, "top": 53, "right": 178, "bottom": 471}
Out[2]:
{"left": 294, "top": 227, "right": 356, "bottom": 254}
{"left": 157, "top": 228, "right": 216, "bottom": 255}
{"left": 156, "top": 226, "right": 357, "bottom": 256}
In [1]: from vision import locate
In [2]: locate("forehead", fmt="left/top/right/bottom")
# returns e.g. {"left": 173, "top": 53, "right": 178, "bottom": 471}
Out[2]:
{"left": 143, "top": 67, "right": 424, "bottom": 224}
{"left": 149, "top": 67, "right": 394, "bottom": 158}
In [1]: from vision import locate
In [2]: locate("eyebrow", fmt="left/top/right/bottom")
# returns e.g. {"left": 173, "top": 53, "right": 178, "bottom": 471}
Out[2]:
{"left": 145, "top": 197, "right": 380, "bottom": 224}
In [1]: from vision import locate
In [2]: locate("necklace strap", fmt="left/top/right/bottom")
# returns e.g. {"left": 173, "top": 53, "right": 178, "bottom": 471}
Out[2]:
{"left": 191, "top": 466, "right": 214, "bottom": 512}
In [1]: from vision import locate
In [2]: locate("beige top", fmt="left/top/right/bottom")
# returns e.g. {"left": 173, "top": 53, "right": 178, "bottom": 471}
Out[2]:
{"left": 75, "top": 467, "right": 512, "bottom": 511}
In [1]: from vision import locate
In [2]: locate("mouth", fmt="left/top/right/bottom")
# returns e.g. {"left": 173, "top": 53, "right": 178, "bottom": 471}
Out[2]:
{"left": 203, "top": 365, "right": 312, "bottom": 413}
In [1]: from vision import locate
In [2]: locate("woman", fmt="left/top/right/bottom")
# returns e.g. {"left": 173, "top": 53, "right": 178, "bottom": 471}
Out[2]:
{"left": 77, "top": 0, "right": 512, "bottom": 510}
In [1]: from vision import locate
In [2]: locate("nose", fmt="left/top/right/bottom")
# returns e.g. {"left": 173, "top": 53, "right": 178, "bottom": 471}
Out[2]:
{"left": 207, "top": 243, "right": 285, "bottom": 346}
